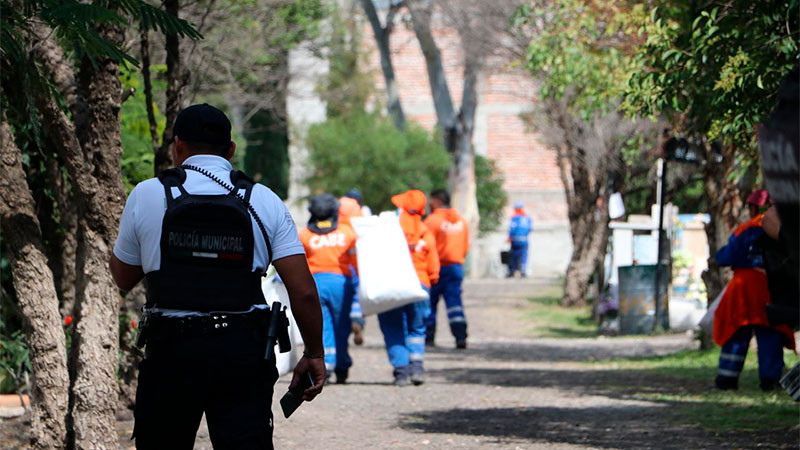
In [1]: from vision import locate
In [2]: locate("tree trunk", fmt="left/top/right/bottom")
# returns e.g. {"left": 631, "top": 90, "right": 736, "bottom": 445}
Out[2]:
{"left": 563, "top": 204, "right": 610, "bottom": 306}
{"left": 62, "top": 23, "right": 127, "bottom": 448}
{"left": 700, "top": 143, "right": 742, "bottom": 304}
{"left": 360, "top": 0, "right": 405, "bottom": 131}
{"left": 0, "top": 120, "right": 70, "bottom": 449}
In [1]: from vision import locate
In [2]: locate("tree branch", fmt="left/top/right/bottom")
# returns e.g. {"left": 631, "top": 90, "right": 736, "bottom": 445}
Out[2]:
{"left": 140, "top": 28, "right": 159, "bottom": 152}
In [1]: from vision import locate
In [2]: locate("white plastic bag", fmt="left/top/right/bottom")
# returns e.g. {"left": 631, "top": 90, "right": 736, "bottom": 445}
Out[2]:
{"left": 698, "top": 285, "right": 726, "bottom": 335}
{"left": 350, "top": 212, "right": 429, "bottom": 316}
{"left": 261, "top": 274, "right": 303, "bottom": 376}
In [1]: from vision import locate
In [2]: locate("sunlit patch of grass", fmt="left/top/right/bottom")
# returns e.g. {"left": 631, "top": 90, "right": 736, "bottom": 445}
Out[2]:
{"left": 524, "top": 285, "right": 597, "bottom": 338}
{"left": 589, "top": 348, "right": 800, "bottom": 432}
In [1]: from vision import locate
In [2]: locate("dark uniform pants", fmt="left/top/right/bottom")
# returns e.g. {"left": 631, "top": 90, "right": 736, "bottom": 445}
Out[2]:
{"left": 133, "top": 328, "right": 278, "bottom": 449}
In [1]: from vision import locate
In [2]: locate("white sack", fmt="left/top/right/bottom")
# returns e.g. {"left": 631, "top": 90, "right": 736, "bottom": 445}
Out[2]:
{"left": 351, "top": 212, "right": 429, "bottom": 316}
{"left": 698, "top": 285, "right": 726, "bottom": 336}
{"left": 262, "top": 275, "right": 303, "bottom": 377}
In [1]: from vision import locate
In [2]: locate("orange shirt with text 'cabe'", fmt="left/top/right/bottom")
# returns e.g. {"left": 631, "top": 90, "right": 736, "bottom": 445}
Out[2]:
{"left": 424, "top": 207, "right": 469, "bottom": 265}
{"left": 298, "top": 224, "right": 357, "bottom": 277}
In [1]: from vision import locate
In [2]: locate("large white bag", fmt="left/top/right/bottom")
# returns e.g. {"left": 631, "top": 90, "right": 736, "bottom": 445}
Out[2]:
{"left": 261, "top": 274, "right": 303, "bottom": 377}
{"left": 698, "top": 285, "right": 726, "bottom": 336}
{"left": 351, "top": 212, "right": 429, "bottom": 316}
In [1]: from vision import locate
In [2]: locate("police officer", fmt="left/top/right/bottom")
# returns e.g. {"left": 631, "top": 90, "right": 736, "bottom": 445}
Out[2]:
{"left": 109, "top": 104, "right": 326, "bottom": 449}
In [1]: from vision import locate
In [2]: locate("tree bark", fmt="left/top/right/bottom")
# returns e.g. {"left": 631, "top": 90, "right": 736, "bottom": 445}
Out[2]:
{"left": 0, "top": 119, "right": 70, "bottom": 449}
{"left": 155, "top": 0, "right": 187, "bottom": 175}
{"left": 563, "top": 205, "right": 610, "bottom": 306}
{"left": 406, "top": 0, "right": 481, "bottom": 250}
{"left": 46, "top": 159, "right": 77, "bottom": 316}
{"left": 360, "top": 0, "right": 406, "bottom": 130}
{"left": 65, "top": 22, "right": 127, "bottom": 448}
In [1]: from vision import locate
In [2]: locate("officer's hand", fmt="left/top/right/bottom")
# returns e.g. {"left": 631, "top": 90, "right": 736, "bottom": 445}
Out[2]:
{"left": 290, "top": 356, "right": 326, "bottom": 401}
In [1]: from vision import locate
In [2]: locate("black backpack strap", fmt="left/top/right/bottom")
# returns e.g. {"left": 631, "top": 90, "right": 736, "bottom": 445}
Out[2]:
{"left": 157, "top": 167, "right": 188, "bottom": 206}
{"left": 230, "top": 170, "right": 255, "bottom": 203}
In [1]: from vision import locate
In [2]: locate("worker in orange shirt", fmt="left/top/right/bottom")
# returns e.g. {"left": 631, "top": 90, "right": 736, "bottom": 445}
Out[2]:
{"left": 338, "top": 190, "right": 366, "bottom": 345}
{"left": 298, "top": 194, "right": 358, "bottom": 383}
{"left": 379, "top": 190, "right": 440, "bottom": 386}
{"left": 423, "top": 189, "right": 470, "bottom": 349}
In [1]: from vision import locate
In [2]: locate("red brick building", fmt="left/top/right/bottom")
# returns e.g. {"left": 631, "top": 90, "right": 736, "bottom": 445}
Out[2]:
{"left": 362, "top": 20, "right": 571, "bottom": 276}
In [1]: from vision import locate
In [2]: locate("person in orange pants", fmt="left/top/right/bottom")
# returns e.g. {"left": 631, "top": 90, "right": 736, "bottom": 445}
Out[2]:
{"left": 713, "top": 190, "right": 796, "bottom": 391}
{"left": 299, "top": 194, "right": 358, "bottom": 384}
{"left": 424, "top": 189, "right": 470, "bottom": 348}
{"left": 379, "top": 190, "right": 440, "bottom": 386}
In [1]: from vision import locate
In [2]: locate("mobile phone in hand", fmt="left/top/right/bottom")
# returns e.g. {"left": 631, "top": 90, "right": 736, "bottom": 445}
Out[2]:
{"left": 280, "top": 371, "right": 314, "bottom": 418}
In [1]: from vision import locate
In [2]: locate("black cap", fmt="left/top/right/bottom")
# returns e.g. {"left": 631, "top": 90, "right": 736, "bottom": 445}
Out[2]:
{"left": 172, "top": 103, "right": 232, "bottom": 146}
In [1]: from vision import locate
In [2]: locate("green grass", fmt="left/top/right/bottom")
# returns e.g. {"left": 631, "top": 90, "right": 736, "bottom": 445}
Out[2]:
{"left": 524, "top": 285, "right": 597, "bottom": 338}
{"left": 590, "top": 348, "right": 800, "bottom": 432}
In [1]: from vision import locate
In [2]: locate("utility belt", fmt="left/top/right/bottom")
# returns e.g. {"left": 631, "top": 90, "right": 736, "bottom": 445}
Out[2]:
{"left": 136, "top": 304, "right": 291, "bottom": 361}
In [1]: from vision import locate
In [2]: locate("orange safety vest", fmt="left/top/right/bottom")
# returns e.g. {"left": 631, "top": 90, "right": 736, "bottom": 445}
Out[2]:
{"left": 424, "top": 207, "right": 469, "bottom": 265}
{"left": 299, "top": 224, "right": 358, "bottom": 277}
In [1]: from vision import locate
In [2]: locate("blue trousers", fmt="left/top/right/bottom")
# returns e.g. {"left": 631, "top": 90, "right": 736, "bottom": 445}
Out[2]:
{"left": 426, "top": 264, "right": 467, "bottom": 341}
{"left": 314, "top": 273, "right": 354, "bottom": 373}
{"left": 717, "top": 325, "right": 784, "bottom": 381}
{"left": 378, "top": 287, "right": 430, "bottom": 377}
{"left": 508, "top": 241, "right": 528, "bottom": 275}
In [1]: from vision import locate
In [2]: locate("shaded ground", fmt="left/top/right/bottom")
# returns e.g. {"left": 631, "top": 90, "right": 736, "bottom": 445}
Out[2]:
{"left": 2, "top": 279, "right": 797, "bottom": 448}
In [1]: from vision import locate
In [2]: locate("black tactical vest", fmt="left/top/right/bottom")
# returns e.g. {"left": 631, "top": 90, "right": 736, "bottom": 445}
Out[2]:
{"left": 145, "top": 168, "right": 267, "bottom": 312}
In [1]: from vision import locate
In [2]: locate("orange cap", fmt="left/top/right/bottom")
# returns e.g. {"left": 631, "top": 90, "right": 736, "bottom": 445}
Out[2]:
{"left": 392, "top": 190, "right": 427, "bottom": 215}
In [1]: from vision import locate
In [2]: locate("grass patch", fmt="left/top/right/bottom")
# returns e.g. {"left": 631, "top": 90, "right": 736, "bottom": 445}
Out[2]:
{"left": 590, "top": 348, "right": 800, "bottom": 432}
{"left": 525, "top": 285, "right": 597, "bottom": 338}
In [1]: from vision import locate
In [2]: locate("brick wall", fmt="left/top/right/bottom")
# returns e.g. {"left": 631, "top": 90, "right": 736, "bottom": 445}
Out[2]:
{"left": 363, "top": 20, "right": 568, "bottom": 225}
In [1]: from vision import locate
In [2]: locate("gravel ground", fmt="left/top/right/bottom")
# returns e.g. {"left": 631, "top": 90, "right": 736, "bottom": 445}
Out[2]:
{"left": 2, "top": 279, "right": 796, "bottom": 449}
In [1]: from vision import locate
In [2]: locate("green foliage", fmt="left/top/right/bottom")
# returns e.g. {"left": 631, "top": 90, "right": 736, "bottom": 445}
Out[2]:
{"left": 243, "top": 109, "right": 289, "bottom": 199}
{"left": 590, "top": 348, "right": 800, "bottom": 432}
{"left": 520, "top": 0, "right": 647, "bottom": 118}
{"left": 525, "top": 284, "right": 597, "bottom": 338}
{"left": 1, "top": 0, "right": 201, "bottom": 68}
{"left": 306, "top": 112, "right": 450, "bottom": 212}
{"left": 475, "top": 155, "right": 508, "bottom": 234}
{"left": 119, "top": 65, "right": 164, "bottom": 192}
{"left": 623, "top": 0, "right": 799, "bottom": 150}
{"left": 0, "top": 313, "right": 30, "bottom": 394}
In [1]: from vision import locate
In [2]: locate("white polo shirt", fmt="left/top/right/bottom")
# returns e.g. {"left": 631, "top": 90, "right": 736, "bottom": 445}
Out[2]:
{"left": 114, "top": 154, "right": 305, "bottom": 274}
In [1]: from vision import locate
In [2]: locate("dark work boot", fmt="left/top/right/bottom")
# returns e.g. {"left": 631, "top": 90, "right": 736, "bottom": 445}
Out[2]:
{"left": 425, "top": 326, "right": 436, "bottom": 347}
{"left": 455, "top": 339, "right": 467, "bottom": 350}
{"left": 760, "top": 378, "right": 778, "bottom": 392}
{"left": 335, "top": 369, "right": 349, "bottom": 384}
{"left": 393, "top": 365, "right": 411, "bottom": 386}
{"left": 410, "top": 360, "right": 425, "bottom": 386}
{"left": 713, "top": 375, "right": 738, "bottom": 391}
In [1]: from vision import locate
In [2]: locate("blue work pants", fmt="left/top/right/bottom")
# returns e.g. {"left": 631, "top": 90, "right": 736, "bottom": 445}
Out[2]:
{"left": 378, "top": 288, "right": 430, "bottom": 378}
{"left": 426, "top": 264, "right": 467, "bottom": 341}
{"left": 314, "top": 273, "right": 354, "bottom": 373}
{"left": 508, "top": 241, "right": 528, "bottom": 275}
{"left": 717, "top": 325, "right": 784, "bottom": 382}
{"left": 349, "top": 272, "right": 365, "bottom": 328}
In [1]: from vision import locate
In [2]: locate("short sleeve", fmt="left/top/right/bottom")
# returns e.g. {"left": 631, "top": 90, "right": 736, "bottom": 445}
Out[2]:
{"left": 269, "top": 201, "right": 306, "bottom": 261}
{"left": 113, "top": 186, "right": 142, "bottom": 266}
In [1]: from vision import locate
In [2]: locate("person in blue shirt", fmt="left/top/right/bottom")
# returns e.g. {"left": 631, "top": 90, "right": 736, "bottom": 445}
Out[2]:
{"left": 507, "top": 202, "right": 532, "bottom": 278}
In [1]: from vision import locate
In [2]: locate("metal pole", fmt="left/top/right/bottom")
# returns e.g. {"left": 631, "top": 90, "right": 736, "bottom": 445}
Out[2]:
{"left": 653, "top": 158, "right": 667, "bottom": 332}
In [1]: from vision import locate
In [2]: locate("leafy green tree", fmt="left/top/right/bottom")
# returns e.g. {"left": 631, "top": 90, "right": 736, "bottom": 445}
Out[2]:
{"left": 623, "top": 0, "right": 799, "bottom": 300}
{"left": 519, "top": 0, "right": 661, "bottom": 306}
{"left": 306, "top": 112, "right": 450, "bottom": 212}
{"left": 475, "top": 155, "right": 508, "bottom": 235}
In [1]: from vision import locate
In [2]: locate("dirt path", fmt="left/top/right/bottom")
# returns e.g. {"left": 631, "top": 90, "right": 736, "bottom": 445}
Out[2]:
{"left": 175, "top": 279, "right": 794, "bottom": 449}
{"left": 3, "top": 279, "right": 792, "bottom": 448}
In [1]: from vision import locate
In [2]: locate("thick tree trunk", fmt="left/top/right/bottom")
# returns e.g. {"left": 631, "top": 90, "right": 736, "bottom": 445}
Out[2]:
{"left": 45, "top": 159, "right": 78, "bottom": 316}
{"left": 63, "top": 23, "right": 127, "bottom": 448}
{"left": 563, "top": 204, "right": 610, "bottom": 306}
{"left": 0, "top": 120, "right": 70, "bottom": 449}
